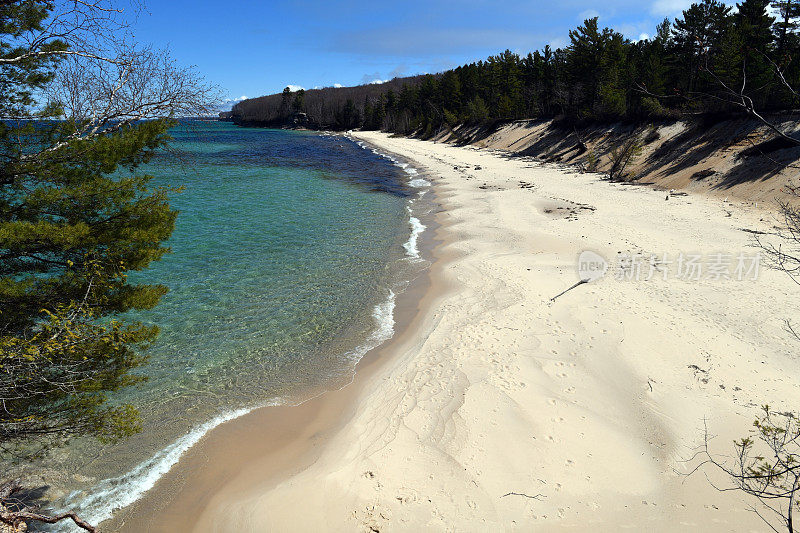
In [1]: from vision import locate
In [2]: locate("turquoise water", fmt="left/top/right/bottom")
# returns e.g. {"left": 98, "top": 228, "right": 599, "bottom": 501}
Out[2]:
{"left": 123, "top": 123, "right": 409, "bottom": 411}
{"left": 32, "top": 121, "right": 427, "bottom": 523}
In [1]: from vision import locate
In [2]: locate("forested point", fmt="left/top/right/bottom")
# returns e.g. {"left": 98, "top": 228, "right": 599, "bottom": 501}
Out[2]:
{"left": 228, "top": 0, "right": 800, "bottom": 134}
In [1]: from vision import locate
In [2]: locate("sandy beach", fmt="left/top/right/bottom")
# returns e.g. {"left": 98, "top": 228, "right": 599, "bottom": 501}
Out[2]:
{"left": 116, "top": 131, "right": 800, "bottom": 532}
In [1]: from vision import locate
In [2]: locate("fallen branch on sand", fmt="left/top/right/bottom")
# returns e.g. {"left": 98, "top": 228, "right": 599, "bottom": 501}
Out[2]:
{"left": 550, "top": 279, "right": 589, "bottom": 302}
{"left": 501, "top": 492, "right": 547, "bottom": 501}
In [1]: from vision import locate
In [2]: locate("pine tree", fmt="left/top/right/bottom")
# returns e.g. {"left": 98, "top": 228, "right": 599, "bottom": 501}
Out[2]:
{"left": 737, "top": 0, "right": 775, "bottom": 50}
{"left": 362, "top": 96, "right": 375, "bottom": 130}
{"left": 726, "top": 0, "right": 776, "bottom": 108}
{"left": 636, "top": 18, "right": 673, "bottom": 116}
{"left": 566, "top": 18, "right": 628, "bottom": 118}
{"left": 373, "top": 94, "right": 386, "bottom": 130}
{"left": 438, "top": 71, "right": 462, "bottom": 113}
{"left": 292, "top": 88, "right": 305, "bottom": 112}
{"left": 337, "top": 98, "right": 360, "bottom": 129}
{"left": 281, "top": 86, "right": 292, "bottom": 115}
{"left": 673, "top": 0, "right": 733, "bottom": 93}
{"left": 465, "top": 96, "right": 489, "bottom": 123}
{"left": 771, "top": 0, "right": 800, "bottom": 56}
{"left": 0, "top": 1, "right": 189, "bottom": 453}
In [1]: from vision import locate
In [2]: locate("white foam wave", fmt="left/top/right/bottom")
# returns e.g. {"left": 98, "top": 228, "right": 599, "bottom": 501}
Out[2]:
{"left": 344, "top": 289, "right": 396, "bottom": 363}
{"left": 408, "top": 178, "right": 431, "bottom": 188}
{"left": 64, "top": 402, "right": 279, "bottom": 528}
{"left": 402, "top": 206, "right": 426, "bottom": 260}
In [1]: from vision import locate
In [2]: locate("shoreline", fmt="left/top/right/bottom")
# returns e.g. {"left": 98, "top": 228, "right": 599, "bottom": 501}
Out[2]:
{"left": 110, "top": 131, "right": 800, "bottom": 531}
{"left": 103, "top": 145, "right": 445, "bottom": 532}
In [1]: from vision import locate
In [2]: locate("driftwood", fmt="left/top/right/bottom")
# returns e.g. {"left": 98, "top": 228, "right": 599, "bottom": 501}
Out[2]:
{"left": 550, "top": 279, "right": 589, "bottom": 302}
{"left": 501, "top": 491, "right": 546, "bottom": 501}
{"left": 0, "top": 480, "right": 96, "bottom": 533}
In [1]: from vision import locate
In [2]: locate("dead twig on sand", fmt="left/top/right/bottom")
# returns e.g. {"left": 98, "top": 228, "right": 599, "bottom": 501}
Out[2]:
{"left": 501, "top": 492, "right": 547, "bottom": 501}
{"left": 550, "top": 279, "right": 589, "bottom": 302}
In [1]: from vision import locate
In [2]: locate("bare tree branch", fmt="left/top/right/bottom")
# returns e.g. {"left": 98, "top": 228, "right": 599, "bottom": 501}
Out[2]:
{"left": 0, "top": 479, "right": 96, "bottom": 532}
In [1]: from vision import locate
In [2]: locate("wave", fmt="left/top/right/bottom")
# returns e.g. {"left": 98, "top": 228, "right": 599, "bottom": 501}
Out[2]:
{"left": 62, "top": 404, "right": 270, "bottom": 527}
{"left": 61, "top": 287, "right": 400, "bottom": 529}
{"left": 403, "top": 206, "right": 426, "bottom": 260}
{"left": 343, "top": 289, "right": 396, "bottom": 363}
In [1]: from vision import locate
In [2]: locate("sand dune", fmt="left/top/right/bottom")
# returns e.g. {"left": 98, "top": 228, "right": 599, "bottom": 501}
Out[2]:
{"left": 170, "top": 132, "right": 798, "bottom": 532}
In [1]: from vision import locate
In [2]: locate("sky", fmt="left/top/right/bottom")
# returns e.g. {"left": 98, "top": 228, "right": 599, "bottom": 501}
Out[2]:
{"left": 127, "top": 0, "right": 720, "bottom": 107}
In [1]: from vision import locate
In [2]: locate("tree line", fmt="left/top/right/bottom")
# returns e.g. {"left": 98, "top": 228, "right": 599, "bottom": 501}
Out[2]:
{"left": 231, "top": 0, "right": 800, "bottom": 134}
{"left": 230, "top": 76, "right": 428, "bottom": 129}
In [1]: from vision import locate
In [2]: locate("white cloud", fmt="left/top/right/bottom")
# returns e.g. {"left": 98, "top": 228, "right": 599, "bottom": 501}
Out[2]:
{"left": 368, "top": 79, "right": 387, "bottom": 85}
{"left": 651, "top": 0, "right": 691, "bottom": 16}
{"left": 578, "top": 9, "right": 600, "bottom": 20}
{"left": 361, "top": 72, "right": 383, "bottom": 85}
{"left": 333, "top": 83, "right": 343, "bottom": 88}
{"left": 638, "top": 33, "right": 651, "bottom": 41}
{"left": 285, "top": 84, "right": 305, "bottom": 92}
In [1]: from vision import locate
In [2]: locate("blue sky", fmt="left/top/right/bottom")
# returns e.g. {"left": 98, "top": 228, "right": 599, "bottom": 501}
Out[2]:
{"left": 130, "top": 0, "right": 713, "bottom": 106}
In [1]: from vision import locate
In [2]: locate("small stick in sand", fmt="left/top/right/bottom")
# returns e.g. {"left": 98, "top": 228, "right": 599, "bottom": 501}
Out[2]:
{"left": 501, "top": 492, "right": 546, "bottom": 501}
{"left": 550, "top": 279, "right": 589, "bottom": 302}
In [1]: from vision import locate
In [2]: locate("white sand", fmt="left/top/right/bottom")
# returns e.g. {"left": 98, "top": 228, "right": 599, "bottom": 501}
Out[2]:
{"left": 200, "top": 132, "right": 800, "bottom": 532}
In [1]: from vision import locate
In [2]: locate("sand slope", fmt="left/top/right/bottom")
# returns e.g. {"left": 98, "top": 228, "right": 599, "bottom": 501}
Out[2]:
{"left": 199, "top": 132, "right": 800, "bottom": 532}
{"left": 436, "top": 118, "right": 800, "bottom": 206}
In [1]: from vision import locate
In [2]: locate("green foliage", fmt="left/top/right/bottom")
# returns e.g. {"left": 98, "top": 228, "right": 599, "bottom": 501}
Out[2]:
{"left": 608, "top": 136, "right": 643, "bottom": 181}
{"left": 443, "top": 109, "right": 458, "bottom": 127}
{"left": 465, "top": 96, "right": 490, "bottom": 124}
{"left": 336, "top": 98, "right": 361, "bottom": 130}
{"left": 772, "top": 0, "right": 800, "bottom": 55}
{"left": 585, "top": 149, "right": 599, "bottom": 172}
{"left": 280, "top": 86, "right": 292, "bottom": 114}
{"left": 0, "top": 1, "right": 177, "bottom": 454}
{"left": 641, "top": 96, "right": 667, "bottom": 117}
{"left": 711, "top": 406, "right": 800, "bottom": 532}
{"left": 292, "top": 89, "right": 305, "bottom": 112}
